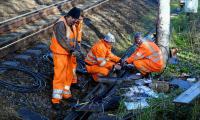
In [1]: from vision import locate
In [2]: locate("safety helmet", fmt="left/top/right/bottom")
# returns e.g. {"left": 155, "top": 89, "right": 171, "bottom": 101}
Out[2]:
{"left": 104, "top": 33, "right": 115, "bottom": 43}
{"left": 133, "top": 32, "right": 143, "bottom": 45}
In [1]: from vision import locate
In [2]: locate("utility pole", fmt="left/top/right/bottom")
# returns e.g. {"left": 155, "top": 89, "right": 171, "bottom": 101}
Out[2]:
{"left": 157, "top": 0, "right": 170, "bottom": 68}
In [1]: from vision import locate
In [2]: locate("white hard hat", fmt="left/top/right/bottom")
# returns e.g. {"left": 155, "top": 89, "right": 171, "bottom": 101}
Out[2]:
{"left": 104, "top": 33, "right": 115, "bottom": 43}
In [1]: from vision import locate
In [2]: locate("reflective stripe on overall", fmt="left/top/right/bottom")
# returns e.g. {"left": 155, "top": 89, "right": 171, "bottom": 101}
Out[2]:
{"left": 51, "top": 16, "right": 77, "bottom": 103}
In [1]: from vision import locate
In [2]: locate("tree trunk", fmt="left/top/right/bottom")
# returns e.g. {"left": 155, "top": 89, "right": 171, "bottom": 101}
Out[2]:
{"left": 156, "top": 0, "right": 170, "bottom": 68}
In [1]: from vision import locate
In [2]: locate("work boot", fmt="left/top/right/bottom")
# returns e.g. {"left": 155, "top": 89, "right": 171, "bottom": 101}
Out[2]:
{"left": 52, "top": 103, "right": 61, "bottom": 110}
{"left": 63, "top": 89, "right": 72, "bottom": 99}
{"left": 143, "top": 73, "right": 150, "bottom": 79}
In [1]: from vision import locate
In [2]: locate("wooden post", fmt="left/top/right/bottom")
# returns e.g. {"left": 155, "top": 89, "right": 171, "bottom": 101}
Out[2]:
{"left": 156, "top": 0, "right": 170, "bottom": 68}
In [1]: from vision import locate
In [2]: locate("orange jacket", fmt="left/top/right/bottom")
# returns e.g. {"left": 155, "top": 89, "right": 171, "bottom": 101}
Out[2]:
{"left": 126, "top": 40, "right": 164, "bottom": 67}
{"left": 85, "top": 39, "right": 120, "bottom": 66}
{"left": 75, "top": 19, "right": 83, "bottom": 43}
{"left": 50, "top": 16, "right": 77, "bottom": 55}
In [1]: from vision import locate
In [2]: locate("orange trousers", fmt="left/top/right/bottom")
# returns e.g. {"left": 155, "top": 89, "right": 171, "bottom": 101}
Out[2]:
{"left": 71, "top": 56, "right": 77, "bottom": 83}
{"left": 52, "top": 53, "right": 74, "bottom": 104}
{"left": 86, "top": 61, "right": 115, "bottom": 81}
{"left": 133, "top": 59, "right": 163, "bottom": 75}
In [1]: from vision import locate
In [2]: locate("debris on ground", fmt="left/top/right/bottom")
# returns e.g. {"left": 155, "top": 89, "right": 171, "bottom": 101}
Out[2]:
{"left": 122, "top": 78, "right": 159, "bottom": 110}
{"left": 173, "top": 80, "right": 200, "bottom": 104}
{"left": 124, "top": 98, "right": 149, "bottom": 110}
{"left": 186, "top": 78, "right": 196, "bottom": 82}
{"left": 170, "top": 79, "right": 194, "bottom": 90}
{"left": 149, "top": 81, "right": 170, "bottom": 93}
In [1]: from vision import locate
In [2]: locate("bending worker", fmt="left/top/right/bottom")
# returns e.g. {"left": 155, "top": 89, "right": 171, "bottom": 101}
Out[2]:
{"left": 50, "top": 7, "right": 82, "bottom": 110}
{"left": 85, "top": 33, "right": 121, "bottom": 81}
{"left": 125, "top": 32, "right": 164, "bottom": 77}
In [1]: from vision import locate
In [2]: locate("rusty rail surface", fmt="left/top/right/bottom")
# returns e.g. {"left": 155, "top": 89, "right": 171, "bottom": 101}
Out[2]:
{"left": 0, "top": 0, "right": 110, "bottom": 58}
{"left": 0, "top": 0, "right": 75, "bottom": 34}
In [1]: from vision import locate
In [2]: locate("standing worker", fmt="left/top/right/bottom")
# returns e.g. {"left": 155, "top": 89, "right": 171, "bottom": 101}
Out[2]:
{"left": 85, "top": 33, "right": 121, "bottom": 81}
{"left": 50, "top": 7, "right": 82, "bottom": 110}
{"left": 125, "top": 32, "right": 164, "bottom": 77}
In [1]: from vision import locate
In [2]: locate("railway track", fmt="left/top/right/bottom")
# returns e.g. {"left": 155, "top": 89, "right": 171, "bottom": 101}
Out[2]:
{"left": 0, "top": 0, "right": 109, "bottom": 58}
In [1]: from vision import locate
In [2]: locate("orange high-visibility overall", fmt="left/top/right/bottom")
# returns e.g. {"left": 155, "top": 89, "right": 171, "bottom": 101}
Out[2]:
{"left": 85, "top": 40, "right": 120, "bottom": 81}
{"left": 126, "top": 40, "right": 164, "bottom": 75}
{"left": 50, "top": 16, "right": 78, "bottom": 104}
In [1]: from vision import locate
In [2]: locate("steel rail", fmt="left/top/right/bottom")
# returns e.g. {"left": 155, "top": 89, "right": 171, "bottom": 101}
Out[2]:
{"left": 84, "top": 0, "right": 109, "bottom": 12}
{"left": 0, "top": 0, "right": 72, "bottom": 25}
{"left": 0, "top": 0, "right": 110, "bottom": 58}
{"left": 0, "top": 0, "right": 77, "bottom": 34}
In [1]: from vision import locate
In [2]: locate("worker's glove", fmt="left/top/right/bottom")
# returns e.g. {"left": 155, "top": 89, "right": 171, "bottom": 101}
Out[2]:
{"left": 114, "top": 63, "right": 122, "bottom": 70}
{"left": 72, "top": 51, "right": 82, "bottom": 58}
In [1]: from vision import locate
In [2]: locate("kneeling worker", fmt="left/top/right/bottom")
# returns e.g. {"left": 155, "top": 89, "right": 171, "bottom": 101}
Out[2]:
{"left": 85, "top": 33, "right": 121, "bottom": 81}
{"left": 125, "top": 32, "right": 164, "bottom": 77}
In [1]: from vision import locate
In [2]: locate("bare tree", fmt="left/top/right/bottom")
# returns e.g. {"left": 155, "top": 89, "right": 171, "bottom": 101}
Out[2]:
{"left": 156, "top": 0, "right": 170, "bottom": 68}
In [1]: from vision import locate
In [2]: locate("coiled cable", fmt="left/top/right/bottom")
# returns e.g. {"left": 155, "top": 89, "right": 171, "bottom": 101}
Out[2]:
{"left": 0, "top": 65, "right": 46, "bottom": 93}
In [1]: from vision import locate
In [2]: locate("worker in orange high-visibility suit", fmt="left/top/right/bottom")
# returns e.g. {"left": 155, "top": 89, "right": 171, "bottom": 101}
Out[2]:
{"left": 71, "top": 12, "right": 84, "bottom": 84}
{"left": 50, "top": 7, "right": 82, "bottom": 110}
{"left": 85, "top": 33, "right": 121, "bottom": 81}
{"left": 125, "top": 32, "right": 164, "bottom": 77}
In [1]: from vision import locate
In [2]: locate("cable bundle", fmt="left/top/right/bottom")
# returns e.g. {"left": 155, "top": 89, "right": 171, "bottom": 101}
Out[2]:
{"left": 0, "top": 65, "right": 46, "bottom": 93}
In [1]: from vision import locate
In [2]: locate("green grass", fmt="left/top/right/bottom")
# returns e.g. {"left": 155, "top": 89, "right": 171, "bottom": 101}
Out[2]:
{"left": 118, "top": 1, "right": 200, "bottom": 119}
{"left": 191, "top": 99, "right": 200, "bottom": 120}
{"left": 133, "top": 89, "right": 175, "bottom": 119}
{"left": 163, "top": 0, "right": 200, "bottom": 119}
{"left": 169, "top": 0, "right": 200, "bottom": 76}
{"left": 116, "top": 89, "right": 198, "bottom": 120}
{"left": 171, "top": 0, "right": 180, "bottom": 9}
{"left": 117, "top": 98, "right": 127, "bottom": 118}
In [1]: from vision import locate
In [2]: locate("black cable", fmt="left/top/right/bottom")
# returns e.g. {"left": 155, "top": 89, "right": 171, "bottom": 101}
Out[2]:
{"left": 43, "top": 42, "right": 91, "bottom": 74}
{"left": 43, "top": 52, "right": 87, "bottom": 74}
{"left": 42, "top": 52, "right": 53, "bottom": 65}
{"left": 0, "top": 65, "right": 46, "bottom": 93}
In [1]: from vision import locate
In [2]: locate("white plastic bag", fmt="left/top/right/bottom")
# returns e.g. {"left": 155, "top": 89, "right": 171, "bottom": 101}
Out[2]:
{"left": 185, "top": 0, "right": 198, "bottom": 13}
